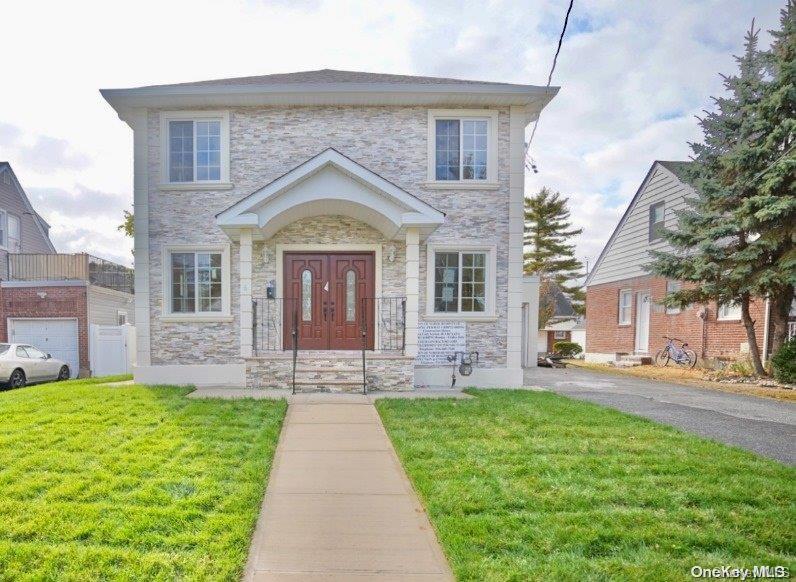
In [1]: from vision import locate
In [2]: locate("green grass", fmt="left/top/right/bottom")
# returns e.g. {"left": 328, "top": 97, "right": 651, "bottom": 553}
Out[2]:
{"left": 0, "top": 378, "right": 286, "bottom": 581}
{"left": 376, "top": 390, "right": 796, "bottom": 581}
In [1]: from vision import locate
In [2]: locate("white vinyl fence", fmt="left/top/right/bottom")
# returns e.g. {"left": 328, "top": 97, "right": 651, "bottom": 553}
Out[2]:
{"left": 89, "top": 324, "right": 136, "bottom": 377}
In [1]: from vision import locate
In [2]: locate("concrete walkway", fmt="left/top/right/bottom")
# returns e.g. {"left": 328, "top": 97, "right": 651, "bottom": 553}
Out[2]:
{"left": 244, "top": 399, "right": 454, "bottom": 581}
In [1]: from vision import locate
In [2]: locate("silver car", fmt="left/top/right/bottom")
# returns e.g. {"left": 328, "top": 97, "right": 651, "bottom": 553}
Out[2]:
{"left": 0, "top": 343, "right": 70, "bottom": 388}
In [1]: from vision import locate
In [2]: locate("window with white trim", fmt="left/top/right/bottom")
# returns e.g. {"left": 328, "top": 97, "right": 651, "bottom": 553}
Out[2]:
{"left": 665, "top": 280, "right": 681, "bottom": 314}
{"left": 0, "top": 210, "right": 6, "bottom": 248}
{"left": 161, "top": 111, "right": 229, "bottom": 186}
{"left": 117, "top": 310, "right": 128, "bottom": 325}
{"left": 618, "top": 289, "right": 632, "bottom": 324}
{"left": 718, "top": 301, "right": 741, "bottom": 321}
{"left": 170, "top": 251, "right": 223, "bottom": 313}
{"left": 649, "top": 202, "right": 665, "bottom": 241}
{"left": 433, "top": 251, "right": 487, "bottom": 313}
{"left": 554, "top": 330, "right": 567, "bottom": 339}
{"left": 2, "top": 171, "right": 9, "bottom": 185}
{"left": 428, "top": 110, "right": 498, "bottom": 184}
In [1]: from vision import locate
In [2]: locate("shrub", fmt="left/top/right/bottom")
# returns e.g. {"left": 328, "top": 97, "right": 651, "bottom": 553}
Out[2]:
{"left": 553, "top": 341, "right": 582, "bottom": 357}
{"left": 771, "top": 338, "right": 796, "bottom": 384}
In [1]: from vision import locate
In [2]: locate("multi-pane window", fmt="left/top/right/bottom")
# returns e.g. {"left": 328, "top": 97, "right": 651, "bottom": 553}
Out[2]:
{"left": 434, "top": 251, "right": 487, "bottom": 313}
{"left": 8, "top": 215, "right": 20, "bottom": 253}
{"left": 171, "top": 251, "right": 223, "bottom": 313}
{"left": 435, "top": 118, "right": 488, "bottom": 181}
{"left": 649, "top": 202, "right": 665, "bottom": 241}
{"left": 618, "top": 289, "right": 632, "bottom": 324}
{"left": 168, "top": 119, "right": 222, "bottom": 182}
{"left": 665, "top": 280, "right": 681, "bottom": 314}
{"left": 718, "top": 302, "right": 741, "bottom": 320}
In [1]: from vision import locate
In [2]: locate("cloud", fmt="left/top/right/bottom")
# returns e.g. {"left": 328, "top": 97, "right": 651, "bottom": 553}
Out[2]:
{"left": 47, "top": 225, "right": 132, "bottom": 267}
{"left": 27, "top": 185, "right": 129, "bottom": 219}
{"left": 0, "top": 122, "right": 91, "bottom": 173}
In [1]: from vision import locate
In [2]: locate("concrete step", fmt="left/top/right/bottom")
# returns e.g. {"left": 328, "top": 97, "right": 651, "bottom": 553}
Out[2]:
{"left": 293, "top": 380, "right": 366, "bottom": 393}
{"left": 616, "top": 354, "right": 653, "bottom": 366}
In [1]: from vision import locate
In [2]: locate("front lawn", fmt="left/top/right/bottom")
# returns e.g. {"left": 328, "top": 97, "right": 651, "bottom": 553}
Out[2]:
{"left": 0, "top": 379, "right": 286, "bottom": 580}
{"left": 377, "top": 390, "right": 795, "bottom": 581}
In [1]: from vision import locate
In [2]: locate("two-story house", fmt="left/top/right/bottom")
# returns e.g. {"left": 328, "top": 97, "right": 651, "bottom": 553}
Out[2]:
{"left": 584, "top": 160, "right": 793, "bottom": 365}
{"left": 0, "top": 162, "right": 134, "bottom": 378}
{"left": 101, "top": 69, "right": 557, "bottom": 389}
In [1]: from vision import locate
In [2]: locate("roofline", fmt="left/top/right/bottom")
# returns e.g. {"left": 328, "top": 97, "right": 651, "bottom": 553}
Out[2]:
{"left": 584, "top": 161, "right": 662, "bottom": 288}
{"left": 100, "top": 82, "right": 559, "bottom": 121}
{"left": 0, "top": 162, "right": 57, "bottom": 253}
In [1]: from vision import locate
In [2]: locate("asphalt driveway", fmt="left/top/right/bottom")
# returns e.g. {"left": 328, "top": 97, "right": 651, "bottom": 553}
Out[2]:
{"left": 524, "top": 366, "right": 796, "bottom": 465}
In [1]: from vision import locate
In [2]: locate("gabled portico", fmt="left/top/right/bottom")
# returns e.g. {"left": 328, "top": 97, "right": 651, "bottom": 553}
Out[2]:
{"left": 216, "top": 148, "right": 444, "bottom": 363}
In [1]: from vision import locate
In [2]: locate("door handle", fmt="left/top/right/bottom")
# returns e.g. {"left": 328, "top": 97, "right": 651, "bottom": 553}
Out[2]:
{"left": 323, "top": 301, "right": 328, "bottom": 320}
{"left": 329, "top": 302, "right": 335, "bottom": 320}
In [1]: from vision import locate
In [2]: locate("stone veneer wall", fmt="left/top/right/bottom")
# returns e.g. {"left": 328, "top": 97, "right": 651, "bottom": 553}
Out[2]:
{"left": 146, "top": 105, "right": 511, "bottom": 368}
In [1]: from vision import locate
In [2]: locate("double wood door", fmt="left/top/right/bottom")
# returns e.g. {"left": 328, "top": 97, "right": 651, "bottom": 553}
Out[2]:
{"left": 283, "top": 252, "right": 375, "bottom": 350}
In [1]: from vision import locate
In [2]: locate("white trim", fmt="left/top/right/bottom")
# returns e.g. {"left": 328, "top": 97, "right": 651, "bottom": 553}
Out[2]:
{"left": 160, "top": 243, "right": 232, "bottom": 320}
{"left": 618, "top": 289, "right": 633, "bottom": 325}
{"left": 275, "top": 243, "right": 383, "bottom": 347}
{"left": 1, "top": 279, "right": 87, "bottom": 288}
{"left": 134, "top": 363, "right": 245, "bottom": 387}
{"left": 717, "top": 301, "right": 742, "bottom": 321}
{"left": 159, "top": 110, "right": 231, "bottom": 186}
{"left": 506, "top": 106, "right": 526, "bottom": 369}
{"left": 414, "top": 366, "right": 524, "bottom": 388}
{"left": 216, "top": 148, "right": 444, "bottom": 241}
{"left": 422, "top": 181, "right": 500, "bottom": 190}
{"left": 131, "top": 108, "right": 151, "bottom": 366}
{"left": 426, "top": 109, "right": 499, "bottom": 184}
{"left": 425, "top": 243, "right": 497, "bottom": 319}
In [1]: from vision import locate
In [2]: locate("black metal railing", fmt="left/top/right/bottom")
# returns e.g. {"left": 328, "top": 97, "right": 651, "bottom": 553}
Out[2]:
{"left": 7, "top": 253, "right": 133, "bottom": 294}
{"left": 252, "top": 296, "right": 406, "bottom": 355}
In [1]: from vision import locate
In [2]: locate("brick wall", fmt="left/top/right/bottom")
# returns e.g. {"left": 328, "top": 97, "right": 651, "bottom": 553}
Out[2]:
{"left": 546, "top": 330, "right": 571, "bottom": 350}
{"left": 585, "top": 275, "right": 766, "bottom": 360}
{"left": 0, "top": 285, "right": 89, "bottom": 373}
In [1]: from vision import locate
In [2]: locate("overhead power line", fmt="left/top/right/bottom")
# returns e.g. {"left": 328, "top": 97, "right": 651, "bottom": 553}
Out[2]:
{"left": 526, "top": 0, "right": 575, "bottom": 174}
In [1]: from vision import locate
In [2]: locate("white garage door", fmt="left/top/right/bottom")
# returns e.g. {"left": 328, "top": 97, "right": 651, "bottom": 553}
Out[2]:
{"left": 8, "top": 319, "right": 79, "bottom": 378}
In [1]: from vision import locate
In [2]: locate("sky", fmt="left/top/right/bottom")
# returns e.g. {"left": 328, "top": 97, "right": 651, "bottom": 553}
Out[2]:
{"left": 0, "top": 0, "right": 785, "bottom": 268}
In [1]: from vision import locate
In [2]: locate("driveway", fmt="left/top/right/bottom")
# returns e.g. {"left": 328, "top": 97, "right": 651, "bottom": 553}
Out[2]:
{"left": 524, "top": 366, "right": 796, "bottom": 465}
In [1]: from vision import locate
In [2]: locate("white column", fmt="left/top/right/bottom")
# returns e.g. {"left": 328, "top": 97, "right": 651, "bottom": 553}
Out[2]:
{"left": 239, "top": 229, "right": 254, "bottom": 358}
{"left": 130, "top": 108, "right": 151, "bottom": 368}
{"left": 404, "top": 228, "right": 420, "bottom": 357}
{"left": 507, "top": 106, "right": 527, "bottom": 373}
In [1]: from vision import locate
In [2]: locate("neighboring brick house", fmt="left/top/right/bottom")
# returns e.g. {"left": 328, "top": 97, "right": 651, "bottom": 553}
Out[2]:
{"left": 0, "top": 163, "right": 135, "bottom": 377}
{"left": 584, "top": 160, "right": 791, "bottom": 364}
{"left": 101, "top": 69, "right": 556, "bottom": 389}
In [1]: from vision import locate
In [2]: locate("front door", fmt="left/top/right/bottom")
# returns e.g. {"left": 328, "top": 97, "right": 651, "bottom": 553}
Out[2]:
{"left": 283, "top": 253, "right": 375, "bottom": 350}
{"left": 635, "top": 291, "right": 651, "bottom": 354}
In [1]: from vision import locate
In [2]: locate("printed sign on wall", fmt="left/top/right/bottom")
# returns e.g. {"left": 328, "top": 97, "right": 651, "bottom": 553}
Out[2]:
{"left": 416, "top": 320, "right": 466, "bottom": 365}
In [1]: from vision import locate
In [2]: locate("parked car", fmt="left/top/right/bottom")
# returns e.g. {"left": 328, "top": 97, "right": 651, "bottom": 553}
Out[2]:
{"left": 0, "top": 343, "right": 70, "bottom": 388}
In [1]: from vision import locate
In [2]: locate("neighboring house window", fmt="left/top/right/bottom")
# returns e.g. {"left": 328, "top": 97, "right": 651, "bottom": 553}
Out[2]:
{"left": 426, "top": 245, "right": 496, "bottom": 317}
{"left": 0, "top": 212, "right": 19, "bottom": 251}
{"left": 427, "top": 110, "right": 498, "bottom": 183}
{"left": 665, "top": 280, "right": 681, "bottom": 314}
{"left": 117, "top": 310, "right": 128, "bottom": 325}
{"left": 618, "top": 289, "right": 632, "bottom": 324}
{"left": 649, "top": 202, "right": 665, "bottom": 241}
{"left": 168, "top": 249, "right": 226, "bottom": 315}
{"left": 554, "top": 330, "right": 567, "bottom": 339}
{"left": 2, "top": 171, "right": 9, "bottom": 185}
{"left": 160, "top": 111, "right": 230, "bottom": 186}
{"left": 718, "top": 301, "right": 742, "bottom": 321}
{"left": 0, "top": 210, "right": 6, "bottom": 247}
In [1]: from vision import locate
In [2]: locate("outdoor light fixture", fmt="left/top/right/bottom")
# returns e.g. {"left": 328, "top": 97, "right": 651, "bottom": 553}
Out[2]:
{"left": 386, "top": 245, "right": 396, "bottom": 262}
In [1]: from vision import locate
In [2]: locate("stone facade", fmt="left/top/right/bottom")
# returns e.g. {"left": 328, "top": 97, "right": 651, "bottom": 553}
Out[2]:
{"left": 144, "top": 105, "right": 514, "bottom": 385}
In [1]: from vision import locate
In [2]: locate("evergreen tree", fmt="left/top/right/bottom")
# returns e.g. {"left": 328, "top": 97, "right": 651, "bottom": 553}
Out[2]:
{"left": 523, "top": 187, "right": 585, "bottom": 315}
{"left": 748, "top": 1, "right": 795, "bottom": 355}
{"left": 649, "top": 22, "right": 770, "bottom": 374}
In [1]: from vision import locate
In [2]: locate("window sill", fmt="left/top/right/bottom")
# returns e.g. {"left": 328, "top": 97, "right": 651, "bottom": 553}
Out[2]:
{"left": 422, "top": 181, "right": 500, "bottom": 190}
{"left": 422, "top": 313, "right": 498, "bottom": 322}
{"left": 618, "top": 322, "right": 632, "bottom": 327}
{"left": 158, "top": 182, "right": 233, "bottom": 191}
{"left": 160, "top": 314, "right": 234, "bottom": 323}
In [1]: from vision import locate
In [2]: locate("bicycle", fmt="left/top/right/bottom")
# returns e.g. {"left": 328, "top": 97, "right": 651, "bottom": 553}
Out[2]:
{"left": 655, "top": 336, "right": 697, "bottom": 368}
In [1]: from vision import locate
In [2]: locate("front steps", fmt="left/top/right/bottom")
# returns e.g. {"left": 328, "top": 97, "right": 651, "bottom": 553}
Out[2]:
{"left": 245, "top": 350, "right": 415, "bottom": 392}
{"left": 614, "top": 354, "right": 653, "bottom": 367}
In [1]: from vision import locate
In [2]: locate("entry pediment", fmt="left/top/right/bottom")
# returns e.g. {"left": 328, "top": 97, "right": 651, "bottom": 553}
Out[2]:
{"left": 216, "top": 148, "right": 444, "bottom": 240}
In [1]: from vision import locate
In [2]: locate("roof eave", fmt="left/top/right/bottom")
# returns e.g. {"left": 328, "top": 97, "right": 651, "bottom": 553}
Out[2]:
{"left": 100, "top": 84, "right": 559, "bottom": 116}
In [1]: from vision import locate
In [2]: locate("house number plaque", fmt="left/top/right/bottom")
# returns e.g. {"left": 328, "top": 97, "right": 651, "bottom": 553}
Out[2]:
{"left": 417, "top": 321, "right": 466, "bottom": 365}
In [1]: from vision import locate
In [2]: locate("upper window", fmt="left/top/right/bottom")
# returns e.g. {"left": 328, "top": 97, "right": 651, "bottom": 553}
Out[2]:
{"left": 427, "top": 110, "right": 498, "bottom": 184}
{"left": 0, "top": 211, "right": 19, "bottom": 252}
{"left": 170, "top": 251, "right": 223, "bottom": 314}
{"left": 433, "top": 251, "right": 487, "bottom": 313}
{"left": 718, "top": 301, "right": 741, "bottom": 321}
{"left": 618, "top": 289, "right": 632, "bottom": 324}
{"left": 160, "top": 111, "right": 230, "bottom": 186}
{"left": 117, "top": 310, "right": 128, "bottom": 326}
{"left": 649, "top": 202, "right": 665, "bottom": 241}
{"left": 665, "top": 280, "right": 681, "bottom": 315}
{"left": 554, "top": 330, "right": 567, "bottom": 339}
